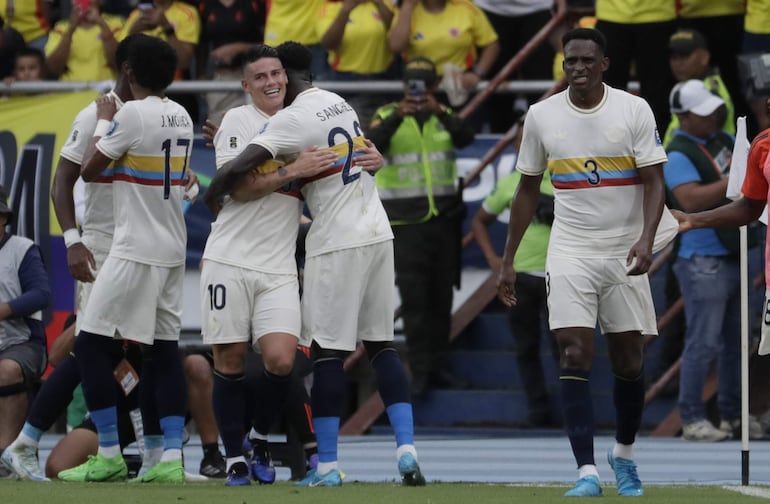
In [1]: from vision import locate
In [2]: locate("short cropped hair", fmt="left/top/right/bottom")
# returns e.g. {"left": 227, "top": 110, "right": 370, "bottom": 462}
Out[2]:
{"left": 126, "top": 35, "right": 177, "bottom": 92}
{"left": 276, "top": 41, "right": 312, "bottom": 73}
{"left": 562, "top": 28, "right": 607, "bottom": 54}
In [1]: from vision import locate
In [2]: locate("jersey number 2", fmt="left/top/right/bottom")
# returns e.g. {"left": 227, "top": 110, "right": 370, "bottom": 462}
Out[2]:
{"left": 327, "top": 121, "right": 363, "bottom": 185}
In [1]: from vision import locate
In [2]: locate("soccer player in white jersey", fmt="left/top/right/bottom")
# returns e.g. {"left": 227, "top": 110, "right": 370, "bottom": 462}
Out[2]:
{"left": 57, "top": 36, "right": 192, "bottom": 484}
{"left": 201, "top": 45, "right": 336, "bottom": 487}
{"left": 204, "top": 41, "right": 425, "bottom": 488}
{"left": 496, "top": 28, "right": 679, "bottom": 497}
{"left": 1, "top": 35, "right": 144, "bottom": 482}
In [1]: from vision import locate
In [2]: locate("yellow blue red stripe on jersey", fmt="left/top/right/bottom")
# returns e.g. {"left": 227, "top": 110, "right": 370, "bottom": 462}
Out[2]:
{"left": 109, "top": 153, "right": 187, "bottom": 186}
{"left": 94, "top": 161, "right": 117, "bottom": 184}
{"left": 303, "top": 135, "right": 368, "bottom": 184}
{"left": 549, "top": 155, "right": 641, "bottom": 189}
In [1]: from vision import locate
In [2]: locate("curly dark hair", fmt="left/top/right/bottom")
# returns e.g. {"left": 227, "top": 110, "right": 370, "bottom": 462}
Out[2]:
{"left": 276, "top": 41, "right": 312, "bottom": 73}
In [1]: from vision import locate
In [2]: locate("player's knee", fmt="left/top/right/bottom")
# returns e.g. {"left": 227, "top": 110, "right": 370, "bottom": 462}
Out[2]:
{"left": 310, "top": 341, "right": 350, "bottom": 362}
{"left": 184, "top": 354, "right": 212, "bottom": 385}
{"left": 212, "top": 344, "right": 247, "bottom": 374}
{"left": 559, "top": 342, "right": 593, "bottom": 370}
{"left": 263, "top": 352, "right": 295, "bottom": 377}
{"left": 0, "top": 358, "right": 24, "bottom": 387}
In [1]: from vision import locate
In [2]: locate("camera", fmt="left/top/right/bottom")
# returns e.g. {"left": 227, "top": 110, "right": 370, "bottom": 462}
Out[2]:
{"left": 407, "top": 79, "right": 426, "bottom": 98}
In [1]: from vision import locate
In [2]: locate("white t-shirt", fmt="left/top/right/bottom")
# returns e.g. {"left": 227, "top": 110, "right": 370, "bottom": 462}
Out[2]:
{"left": 517, "top": 84, "right": 678, "bottom": 258}
{"left": 96, "top": 96, "right": 191, "bottom": 267}
{"left": 249, "top": 87, "right": 393, "bottom": 258}
{"left": 203, "top": 104, "right": 303, "bottom": 274}
{"left": 59, "top": 90, "right": 124, "bottom": 246}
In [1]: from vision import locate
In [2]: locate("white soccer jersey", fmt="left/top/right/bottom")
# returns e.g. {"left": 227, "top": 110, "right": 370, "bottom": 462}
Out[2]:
{"left": 517, "top": 84, "right": 677, "bottom": 258}
{"left": 59, "top": 90, "right": 124, "bottom": 245}
{"left": 250, "top": 88, "right": 393, "bottom": 258}
{"left": 96, "top": 96, "right": 191, "bottom": 267}
{"left": 203, "top": 104, "right": 303, "bottom": 274}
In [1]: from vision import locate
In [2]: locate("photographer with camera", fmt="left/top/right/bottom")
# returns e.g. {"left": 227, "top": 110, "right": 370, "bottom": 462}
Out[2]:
{"left": 368, "top": 57, "right": 475, "bottom": 398}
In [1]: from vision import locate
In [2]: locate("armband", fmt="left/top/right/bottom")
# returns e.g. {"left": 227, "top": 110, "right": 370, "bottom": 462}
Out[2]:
{"left": 63, "top": 228, "right": 82, "bottom": 248}
{"left": 93, "top": 119, "right": 111, "bottom": 137}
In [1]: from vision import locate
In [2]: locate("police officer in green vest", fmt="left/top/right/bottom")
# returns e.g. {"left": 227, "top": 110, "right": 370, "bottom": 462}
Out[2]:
{"left": 368, "top": 57, "right": 475, "bottom": 398}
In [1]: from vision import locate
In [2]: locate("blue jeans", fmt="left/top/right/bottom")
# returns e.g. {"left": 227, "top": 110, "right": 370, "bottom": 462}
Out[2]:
{"left": 673, "top": 255, "right": 741, "bottom": 423}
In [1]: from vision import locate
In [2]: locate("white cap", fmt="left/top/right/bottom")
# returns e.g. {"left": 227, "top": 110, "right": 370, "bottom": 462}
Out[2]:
{"left": 669, "top": 79, "right": 725, "bottom": 117}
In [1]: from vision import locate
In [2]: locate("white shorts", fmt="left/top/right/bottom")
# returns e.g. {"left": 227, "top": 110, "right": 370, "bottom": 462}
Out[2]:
{"left": 79, "top": 256, "right": 184, "bottom": 344}
{"left": 546, "top": 255, "right": 657, "bottom": 336}
{"left": 759, "top": 289, "right": 770, "bottom": 356}
{"left": 200, "top": 260, "right": 300, "bottom": 347}
{"left": 75, "top": 243, "right": 109, "bottom": 335}
{"left": 301, "top": 241, "right": 394, "bottom": 352}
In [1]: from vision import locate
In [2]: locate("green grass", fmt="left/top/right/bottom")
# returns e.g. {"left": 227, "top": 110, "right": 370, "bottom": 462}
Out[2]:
{"left": 1, "top": 480, "right": 766, "bottom": 504}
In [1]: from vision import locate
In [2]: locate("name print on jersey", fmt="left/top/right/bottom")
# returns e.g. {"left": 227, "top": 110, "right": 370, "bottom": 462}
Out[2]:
{"left": 161, "top": 114, "right": 192, "bottom": 128}
{"left": 316, "top": 100, "right": 355, "bottom": 122}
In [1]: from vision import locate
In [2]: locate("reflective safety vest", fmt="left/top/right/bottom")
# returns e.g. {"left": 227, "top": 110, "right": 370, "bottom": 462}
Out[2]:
{"left": 374, "top": 105, "right": 459, "bottom": 225}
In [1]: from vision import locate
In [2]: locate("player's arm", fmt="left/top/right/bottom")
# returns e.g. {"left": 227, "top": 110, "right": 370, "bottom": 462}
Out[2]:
{"left": 229, "top": 147, "right": 338, "bottom": 202}
{"left": 627, "top": 163, "right": 666, "bottom": 275}
{"left": 673, "top": 197, "right": 765, "bottom": 233}
{"left": 52, "top": 156, "right": 96, "bottom": 282}
{"left": 204, "top": 143, "right": 274, "bottom": 208}
{"left": 81, "top": 96, "right": 119, "bottom": 182}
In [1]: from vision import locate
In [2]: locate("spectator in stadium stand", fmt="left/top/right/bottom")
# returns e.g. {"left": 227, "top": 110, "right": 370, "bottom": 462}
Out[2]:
{"left": 120, "top": 0, "right": 201, "bottom": 119}
{"left": 594, "top": 0, "right": 677, "bottom": 132}
{"left": 0, "top": 15, "right": 27, "bottom": 81}
{"left": 473, "top": 0, "right": 566, "bottom": 133}
{"left": 741, "top": 0, "right": 770, "bottom": 135}
{"left": 387, "top": 0, "right": 499, "bottom": 106}
{"left": 197, "top": 0, "right": 266, "bottom": 126}
{"left": 263, "top": 0, "right": 331, "bottom": 81}
{"left": 316, "top": 0, "right": 397, "bottom": 129}
{"left": 0, "top": 0, "right": 51, "bottom": 51}
{"left": 44, "top": 0, "right": 124, "bottom": 82}
{"left": 6, "top": 47, "right": 44, "bottom": 84}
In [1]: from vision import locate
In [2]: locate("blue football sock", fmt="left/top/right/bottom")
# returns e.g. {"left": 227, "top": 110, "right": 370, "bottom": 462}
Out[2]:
{"left": 614, "top": 371, "right": 644, "bottom": 446}
{"left": 311, "top": 358, "right": 345, "bottom": 463}
{"left": 90, "top": 406, "right": 120, "bottom": 449}
{"left": 560, "top": 369, "right": 595, "bottom": 467}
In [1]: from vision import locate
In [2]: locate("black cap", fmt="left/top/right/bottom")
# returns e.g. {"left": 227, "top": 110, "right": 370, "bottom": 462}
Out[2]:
{"left": 669, "top": 28, "right": 708, "bottom": 55}
{"left": 0, "top": 186, "right": 12, "bottom": 219}
{"left": 403, "top": 57, "right": 437, "bottom": 85}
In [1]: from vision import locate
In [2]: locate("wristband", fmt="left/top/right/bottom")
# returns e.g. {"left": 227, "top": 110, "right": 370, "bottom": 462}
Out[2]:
{"left": 63, "top": 228, "right": 82, "bottom": 248}
{"left": 93, "top": 119, "right": 111, "bottom": 137}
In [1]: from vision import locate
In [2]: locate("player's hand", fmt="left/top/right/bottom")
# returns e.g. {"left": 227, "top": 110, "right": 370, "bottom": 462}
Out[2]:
{"left": 496, "top": 263, "right": 517, "bottom": 307}
{"left": 355, "top": 139, "right": 384, "bottom": 173}
{"left": 67, "top": 242, "right": 96, "bottom": 283}
{"left": 291, "top": 146, "right": 338, "bottom": 178}
{"left": 184, "top": 170, "right": 200, "bottom": 203}
{"left": 670, "top": 209, "right": 693, "bottom": 234}
{"left": 626, "top": 241, "right": 653, "bottom": 276}
{"left": 94, "top": 95, "right": 117, "bottom": 121}
{"left": 202, "top": 119, "right": 218, "bottom": 148}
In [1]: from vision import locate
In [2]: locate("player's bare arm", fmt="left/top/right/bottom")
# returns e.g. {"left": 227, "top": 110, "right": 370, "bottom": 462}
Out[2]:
{"left": 626, "top": 163, "right": 666, "bottom": 276}
{"left": 230, "top": 147, "right": 337, "bottom": 202}
{"left": 497, "top": 173, "right": 542, "bottom": 306}
{"left": 672, "top": 197, "right": 765, "bottom": 233}
{"left": 81, "top": 95, "right": 118, "bottom": 182}
{"left": 52, "top": 156, "right": 96, "bottom": 282}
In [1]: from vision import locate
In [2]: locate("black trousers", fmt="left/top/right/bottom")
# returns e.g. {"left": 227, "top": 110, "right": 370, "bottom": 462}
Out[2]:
{"left": 393, "top": 217, "right": 461, "bottom": 378}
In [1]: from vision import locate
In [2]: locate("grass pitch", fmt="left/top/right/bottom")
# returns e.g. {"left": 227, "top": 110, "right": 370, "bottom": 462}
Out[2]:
{"left": 1, "top": 480, "right": 766, "bottom": 504}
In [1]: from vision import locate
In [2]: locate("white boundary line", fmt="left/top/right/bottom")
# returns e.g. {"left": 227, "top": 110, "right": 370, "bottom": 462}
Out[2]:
{"left": 723, "top": 485, "right": 770, "bottom": 499}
